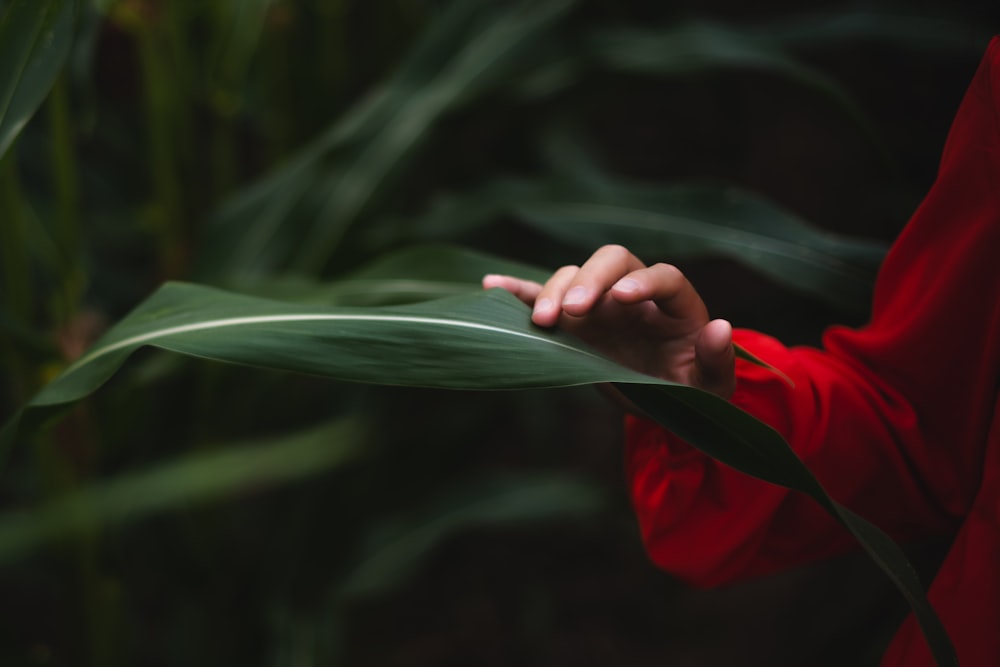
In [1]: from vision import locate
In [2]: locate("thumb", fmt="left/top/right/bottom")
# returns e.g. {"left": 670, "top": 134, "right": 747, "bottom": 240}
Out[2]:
{"left": 694, "top": 319, "right": 736, "bottom": 399}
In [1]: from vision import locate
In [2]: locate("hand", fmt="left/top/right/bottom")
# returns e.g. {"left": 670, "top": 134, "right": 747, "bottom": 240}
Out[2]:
{"left": 483, "top": 244, "right": 735, "bottom": 399}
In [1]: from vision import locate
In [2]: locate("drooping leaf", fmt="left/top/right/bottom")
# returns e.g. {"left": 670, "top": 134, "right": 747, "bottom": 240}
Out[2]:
{"left": 0, "top": 0, "right": 76, "bottom": 161}
{"left": 0, "top": 283, "right": 960, "bottom": 666}
{"left": 0, "top": 418, "right": 367, "bottom": 564}
{"left": 513, "top": 182, "right": 886, "bottom": 313}
{"left": 288, "top": 0, "right": 577, "bottom": 275}
{"left": 200, "top": 0, "right": 577, "bottom": 280}
{"left": 381, "top": 178, "right": 887, "bottom": 312}
{"left": 617, "top": 383, "right": 956, "bottom": 667}
{"left": 195, "top": 0, "right": 487, "bottom": 279}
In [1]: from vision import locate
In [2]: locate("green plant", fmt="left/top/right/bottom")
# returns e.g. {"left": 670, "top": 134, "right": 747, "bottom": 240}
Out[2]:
{"left": 1, "top": 0, "right": 993, "bottom": 664}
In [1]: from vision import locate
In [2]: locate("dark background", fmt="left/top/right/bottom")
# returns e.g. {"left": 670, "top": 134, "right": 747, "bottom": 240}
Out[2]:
{"left": 1, "top": 1, "right": 998, "bottom": 665}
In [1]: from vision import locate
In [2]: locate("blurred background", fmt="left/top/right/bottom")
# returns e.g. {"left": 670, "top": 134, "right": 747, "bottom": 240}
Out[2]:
{"left": 1, "top": 0, "right": 998, "bottom": 665}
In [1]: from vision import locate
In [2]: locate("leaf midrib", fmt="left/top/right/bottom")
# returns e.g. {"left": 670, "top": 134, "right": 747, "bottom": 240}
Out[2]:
{"left": 65, "top": 311, "right": 615, "bottom": 377}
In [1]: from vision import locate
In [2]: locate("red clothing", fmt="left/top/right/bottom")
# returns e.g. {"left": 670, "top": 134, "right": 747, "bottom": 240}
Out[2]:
{"left": 626, "top": 38, "right": 1000, "bottom": 666}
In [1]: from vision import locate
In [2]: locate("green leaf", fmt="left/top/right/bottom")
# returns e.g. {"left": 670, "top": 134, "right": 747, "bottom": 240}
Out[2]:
{"left": 337, "top": 472, "right": 603, "bottom": 601}
{"left": 201, "top": 0, "right": 577, "bottom": 279}
{"left": 386, "top": 178, "right": 886, "bottom": 312}
{"left": 0, "top": 284, "right": 955, "bottom": 666}
{"left": 0, "top": 418, "right": 367, "bottom": 564}
{"left": 513, "top": 182, "right": 886, "bottom": 313}
{"left": 195, "top": 0, "right": 487, "bottom": 278}
{"left": 0, "top": 0, "right": 76, "bottom": 161}
{"left": 618, "top": 383, "right": 956, "bottom": 667}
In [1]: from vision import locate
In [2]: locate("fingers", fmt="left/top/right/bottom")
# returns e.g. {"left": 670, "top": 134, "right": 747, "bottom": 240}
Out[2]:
{"left": 526, "top": 245, "right": 647, "bottom": 327}
{"left": 482, "top": 274, "right": 543, "bottom": 306}
{"left": 610, "top": 263, "right": 708, "bottom": 323}
{"left": 488, "top": 244, "right": 706, "bottom": 329}
{"left": 530, "top": 265, "right": 581, "bottom": 327}
{"left": 556, "top": 245, "right": 645, "bottom": 317}
{"left": 536, "top": 245, "right": 705, "bottom": 326}
{"left": 694, "top": 319, "right": 736, "bottom": 398}
{"left": 485, "top": 247, "right": 733, "bottom": 400}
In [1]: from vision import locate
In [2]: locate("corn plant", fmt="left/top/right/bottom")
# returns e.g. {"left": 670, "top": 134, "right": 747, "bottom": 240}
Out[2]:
{"left": 0, "top": 0, "right": 992, "bottom": 664}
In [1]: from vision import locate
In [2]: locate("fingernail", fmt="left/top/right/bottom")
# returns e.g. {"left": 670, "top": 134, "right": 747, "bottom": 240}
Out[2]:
{"left": 534, "top": 298, "right": 554, "bottom": 315}
{"left": 614, "top": 278, "right": 639, "bottom": 294}
{"left": 562, "top": 286, "right": 589, "bottom": 306}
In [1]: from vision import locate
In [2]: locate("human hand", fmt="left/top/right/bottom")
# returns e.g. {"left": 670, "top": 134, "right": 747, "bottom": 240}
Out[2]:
{"left": 482, "top": 244, "right": 735, "bottom": 399}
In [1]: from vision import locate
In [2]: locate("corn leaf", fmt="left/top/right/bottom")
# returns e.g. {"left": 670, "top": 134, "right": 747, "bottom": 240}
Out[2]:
{"left": 513, "top": 183, "right": 886, "bottom": 313}
{"left": 383, "top": 178, "right": 886, "bottom": 312}
{"left": 615, "top": 381, "right": 955, "bottom": 667}
{"left": 201, "top": 0, "right": 576, "bottom": 279}
{"left": 0, "top": 282, "right": 960, "bottom": 666}
{"left": 0, "top": 0, "right": 75, "bottom": 161}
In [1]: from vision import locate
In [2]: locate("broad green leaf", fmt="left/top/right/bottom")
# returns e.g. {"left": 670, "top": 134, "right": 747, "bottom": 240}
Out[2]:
{"left": 0, "top": 283, "right": 959, "bottom": 666}
{"left": 514, "top": 183, "right": 886, "bottom": 313}
{"left": 382, "top": 178, "right": 886, "bottom": 312}
{"left": 337, "top": 472, "right": 603, "bottom": 601}
{"left": 0, "top": 418, "right": 367, "bottom": 564}
{"left": 0, "top": 0, "right": 76, "bottom": 161}
{"left": 530, "top": 129, "right": 886, "bottom": 311}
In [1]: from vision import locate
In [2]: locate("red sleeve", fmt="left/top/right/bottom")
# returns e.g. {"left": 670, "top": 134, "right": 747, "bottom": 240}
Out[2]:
{"left": 626, "top": 36, "right": 1000, "bottom": 588}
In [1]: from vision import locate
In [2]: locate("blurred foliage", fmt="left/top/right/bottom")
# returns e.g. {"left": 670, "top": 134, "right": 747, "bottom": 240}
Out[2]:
{"left": 0, "top": 0, "right": 996, "bottom": 665}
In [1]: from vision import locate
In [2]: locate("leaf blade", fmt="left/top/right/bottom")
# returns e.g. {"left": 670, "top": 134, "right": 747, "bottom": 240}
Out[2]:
{"left": 0, "top": 283, "right": 955, "bottom": 666}
{"left": 0, "top": 0, "right": 75, "bottom": 160}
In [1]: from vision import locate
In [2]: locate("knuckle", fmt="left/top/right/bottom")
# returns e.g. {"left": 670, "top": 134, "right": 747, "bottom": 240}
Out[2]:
{"left": 651, "top": 262, "right": 684, "bottom": 280}
{"left": 597, "top": 244, "right": 629, "bottom": 260}
{"left": 554, "top": 264, "right": 580, "bottom": 277}
{"left": 544, "top": 265, "right": 580, "bottom": 291}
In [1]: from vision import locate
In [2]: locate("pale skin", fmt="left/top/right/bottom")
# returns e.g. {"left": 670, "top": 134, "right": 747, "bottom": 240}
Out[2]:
{"left": 482, "top": 244, "right": 737, "bottom": 404}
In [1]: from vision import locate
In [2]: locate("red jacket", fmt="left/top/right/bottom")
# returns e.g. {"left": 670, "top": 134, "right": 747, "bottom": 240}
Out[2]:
{"left": 625, "top": 37, "right": 1000, "bottom": 666}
